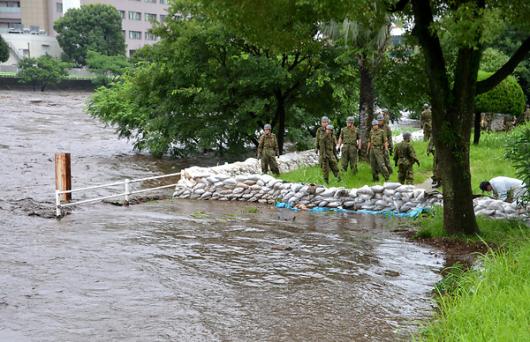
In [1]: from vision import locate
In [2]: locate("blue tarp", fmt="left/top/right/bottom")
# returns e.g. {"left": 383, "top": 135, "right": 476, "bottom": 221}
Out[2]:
{"left": 274, "top": 202, "right": 429, "bottom": 218}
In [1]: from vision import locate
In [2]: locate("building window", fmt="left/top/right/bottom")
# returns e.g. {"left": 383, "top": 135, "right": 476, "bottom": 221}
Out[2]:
{"left": 159, "top": 14, "right": 166, "bottom": 22}
{"left": 144, "top": 13, "right": 157, "bottom": 22}
{"left": 160, "top": 0, "right": 167, "bottom": 4}
{"left": 129, "top": 31, "right": 142, "bottom": 40}
{"left": 128, "top": 11, "right": 141, "bottom": 21}
{"left": 145, "top": 0, "right": 156, "bottom": 3}
{"left": 145, "top": 32, "right": 157, "bottom": 41}
{"left": 56, "top": 2, "right": 63, "bottom": 13}
{"left": 119, "top": 10, "right": 125, "bottom": 19}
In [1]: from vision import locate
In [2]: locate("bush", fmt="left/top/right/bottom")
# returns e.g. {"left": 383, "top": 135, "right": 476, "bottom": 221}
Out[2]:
{"left": 475, "top": 70, "right": 526, "bottom": 117}
{"left": 505, "top": 122, "right": 530, "bottom": 204}
{"left": 17, "top": 55, "right": 69, "bottom": 91}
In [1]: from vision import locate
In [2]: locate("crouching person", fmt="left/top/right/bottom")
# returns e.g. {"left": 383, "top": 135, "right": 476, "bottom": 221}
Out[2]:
{"left": 393, "top": 132, "right": 420, "bottom": 184}
{"left": 257, "top": 124, "right": 280, "bottom": 175}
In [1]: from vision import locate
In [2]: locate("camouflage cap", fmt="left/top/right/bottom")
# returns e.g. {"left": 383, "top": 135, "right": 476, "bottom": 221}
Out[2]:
{"left": 403, "top": 132, "right": 412, "bottom": 140}
{"left": 346, "top": 116, "right": 354, "bottom": 122}
{"left": 321, "top": 116, "right": 330, "bottom": 122}
{"left": 264, "top": 124, "right": 271, "bottom": 130}
{"left": 376, "top": 114, "right": 384, "bottom": 121}
{"left": 371, "top": 119, "right": 379, "bottom": 126}
{"left": 423, "top": 103, "right": 429, "bottom": 108}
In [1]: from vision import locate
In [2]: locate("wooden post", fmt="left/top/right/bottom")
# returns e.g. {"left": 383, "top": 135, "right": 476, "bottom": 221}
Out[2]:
{"left": 55, "top": 153, "right": 71, "bottom": 202}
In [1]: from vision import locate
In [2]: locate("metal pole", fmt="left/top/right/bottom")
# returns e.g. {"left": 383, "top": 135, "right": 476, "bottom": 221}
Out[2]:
{"left": 124, "top": 179, "right": 130, "bottom": 206}
{"left": 55, "top": 190, "right": 62, "bottom": 217}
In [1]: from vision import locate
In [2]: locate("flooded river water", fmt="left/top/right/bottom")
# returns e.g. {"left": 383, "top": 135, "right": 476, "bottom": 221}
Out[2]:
{"left": 0, "top": 91, "right": 444, "bottom": 341}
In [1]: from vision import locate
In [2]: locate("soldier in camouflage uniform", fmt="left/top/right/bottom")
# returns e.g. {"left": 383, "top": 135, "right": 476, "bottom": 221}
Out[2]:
{"left": 319, "top": 125, "right": 341, "bottom": 184}
{"left": 337, "top": 116, "right": 360, "bottom": 174}
{"left": 368, "top": 119, "right": 390, "bottom": 181}
{"left": 421, "top": 104, "right": 432, "bottom": 141}
{"left": 378, "top": 112, "right": 393, "bottom": 175}
{"left": 257, "top": 124, "right": 280, "bottom": 175}
{"left": 315, "top": 115, "right": 329, "bottom": 155}
{"left": 393, "top": 132, "right": 420, "bottom": 184}
{"left": 427, "top": 136, "right": 441, "bottom": 188}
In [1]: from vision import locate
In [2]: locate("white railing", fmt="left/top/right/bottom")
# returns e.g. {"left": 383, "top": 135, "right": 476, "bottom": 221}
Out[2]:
{"left": 55, "top": 172, "right": 181, "bottom": 217}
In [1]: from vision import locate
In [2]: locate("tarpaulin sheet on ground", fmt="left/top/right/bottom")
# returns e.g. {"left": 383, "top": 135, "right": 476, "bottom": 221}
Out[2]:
{"left": 274, "top": 202, "right": 429, "bottom": 218}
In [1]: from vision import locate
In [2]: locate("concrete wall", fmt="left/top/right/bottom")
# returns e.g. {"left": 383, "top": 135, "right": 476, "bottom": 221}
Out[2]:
{"left": 0, "top": 33, "right": 62, "bottom": 65}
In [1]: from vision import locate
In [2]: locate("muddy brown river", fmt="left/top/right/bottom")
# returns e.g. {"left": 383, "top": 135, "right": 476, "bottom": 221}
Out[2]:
{"left": 0, "top": 91, "right": 444, "bottom": 341}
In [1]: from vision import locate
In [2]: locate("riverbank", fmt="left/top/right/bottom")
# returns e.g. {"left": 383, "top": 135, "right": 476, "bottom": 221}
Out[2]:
{"left": 413, "top": 212, "right": 530, "bottom": 341}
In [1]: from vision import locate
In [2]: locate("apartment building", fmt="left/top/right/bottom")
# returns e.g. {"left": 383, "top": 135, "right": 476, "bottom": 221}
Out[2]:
{"left": 64, "top": 0, "right": 169, "bottom": 56}
{"left": 1, "top": 0, "right": 169, "bottom": 59}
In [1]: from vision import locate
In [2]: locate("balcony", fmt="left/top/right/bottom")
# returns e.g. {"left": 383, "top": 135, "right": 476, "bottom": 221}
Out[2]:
{"left": 0, "top": 7, "right": 21, "bottom": 14}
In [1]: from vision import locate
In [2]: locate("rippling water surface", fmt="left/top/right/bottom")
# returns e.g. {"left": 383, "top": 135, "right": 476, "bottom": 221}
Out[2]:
{"left": 0, "top": 91, "right": 443, "bottom": 341}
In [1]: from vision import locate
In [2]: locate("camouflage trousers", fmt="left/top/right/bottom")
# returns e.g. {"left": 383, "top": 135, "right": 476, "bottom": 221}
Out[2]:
{"left": 341, "top": 144, "right": 358, "bottom": 173}
{"left": 320, "top": 155, "right": 340, "bottom": 182}
{"left": 383, "top": 150, "right": 393, "bottom": 174}
{"left": 398, "top": 161, "right": 414, "bottom": 184}
{"left": 260, "top": 149, "right": 279, "bottom": 175}
{"left": 369, "top": 148, "right": 389, "bottom": 181}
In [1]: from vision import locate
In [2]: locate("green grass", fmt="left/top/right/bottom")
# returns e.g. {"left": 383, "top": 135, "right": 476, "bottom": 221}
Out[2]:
{"left": 415, "top": 206, "right": 528, "bottom": 246}
{"left": 280, "top": 133, "right": 517, "bottom": 192}
{"left": 420, "top": 235, "right": 530, "bottom": 341}
{"left": 280, "top": 140, "right": 433, "bottom": 188}
{"left": 415, "top": 209, "right": 530, "bottom": 341}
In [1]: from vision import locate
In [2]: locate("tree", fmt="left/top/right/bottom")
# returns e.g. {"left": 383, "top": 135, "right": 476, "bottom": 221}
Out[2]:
{"left": 204, "top": 0, "right": 530, "bottom": 234}
{"left": 0, "top": 35, "right": 9, "bottom": 63}
{"left": 86, "top": 50, "right": 129, "bottom": 86}
{"left": 321, "top": 11, "right": 392, "bottom": 154}
{"left": 88, "top": 3, "right": 356, "bottom": 157}
{"left": 17, "top": 55, "right": 69, "bottom": 91}
{"left": 54, "top": 4, "right": 125, "bottom": 65}
{"left": 388, "top": 0, "right": 530, "bottom": 234}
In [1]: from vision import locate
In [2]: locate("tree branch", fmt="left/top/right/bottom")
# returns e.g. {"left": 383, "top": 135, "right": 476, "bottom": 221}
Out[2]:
{"left": 389, "top": 0, "right": 410, "bottom": 12}
{"left": 476, "top": 36, "right": 530, "bottom": 95}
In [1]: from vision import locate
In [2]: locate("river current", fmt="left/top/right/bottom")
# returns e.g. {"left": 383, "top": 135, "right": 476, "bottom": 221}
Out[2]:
{"left": 0, "top": 91, "right": 443, "bottom": 341}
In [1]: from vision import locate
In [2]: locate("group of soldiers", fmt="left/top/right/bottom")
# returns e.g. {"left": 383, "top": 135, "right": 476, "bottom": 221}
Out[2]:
{"left": 257, "top": 107, "right": 436, "bottom": 186}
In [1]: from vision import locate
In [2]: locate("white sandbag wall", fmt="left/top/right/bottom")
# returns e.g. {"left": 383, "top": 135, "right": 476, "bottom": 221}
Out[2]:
{"left": 173, "top": 150, "right": 529, "bottom": 219}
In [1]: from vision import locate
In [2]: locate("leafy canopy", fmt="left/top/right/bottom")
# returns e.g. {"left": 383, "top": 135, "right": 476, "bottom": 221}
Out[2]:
{"left": 86, "top": 51, "right": 129, "bottom": 86}
{"left": 475, "top": 71, "right": 525, "bottom": 116}
{"left": 54, "top": 4, "right": 125, "bottom": 65}
{"left": 88, "top": 0, "right": 357, "bottom": 157}
{"left": 17, "top": 55, "right": 69, "bottom": 91}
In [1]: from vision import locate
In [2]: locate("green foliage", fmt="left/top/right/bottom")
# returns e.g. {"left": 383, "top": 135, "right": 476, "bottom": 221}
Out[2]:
{"left": 480, "top": 48, "right": 510, "bottom": 72}
{"left": 475, "top": 71, "right": 525, "bottom": 116}
{"left": 88, "top": 1, "right": 357, "bottom": 157}
{"left": 505, "top": 122, "right": 530, "bottom": 204}
{"left": 376, "top": 42, "right": 429, "bottom": 119}
{"left": 17, "top": 55, "right": 69, "bottom": 91}
{"left": 0, "top": 35, "right": 9, "bottom": 63}
{"left": 86, "top": 51, "right": 129, "bottom": 86}
{"left": 54, "top": 4, "right": 125, "bottom": 65}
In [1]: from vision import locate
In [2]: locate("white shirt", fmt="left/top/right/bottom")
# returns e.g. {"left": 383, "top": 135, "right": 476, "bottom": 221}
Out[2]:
{"left": 489, "top": 176, "right": 526, "bottom": 201}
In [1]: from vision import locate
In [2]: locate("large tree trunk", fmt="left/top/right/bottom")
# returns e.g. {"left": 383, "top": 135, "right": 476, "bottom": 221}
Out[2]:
{"left": 473, "top": 111, "right": 481, "bottom": 145}
{"left": 358, "top": 57, "right": 375, "bottom": 158}
{"left": 274, "top": 93, "right": 286, "bottom": 154}
{"left": 435, "top": 118, "right": 478, "bottom": 234}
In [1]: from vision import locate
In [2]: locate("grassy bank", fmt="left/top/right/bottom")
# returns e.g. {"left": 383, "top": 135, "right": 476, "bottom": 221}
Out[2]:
{"left": 279, "top": 131, "right": 516, "bottom": 192}
{"left": 415, "top": 212, "right": 530, "bottom": 341}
